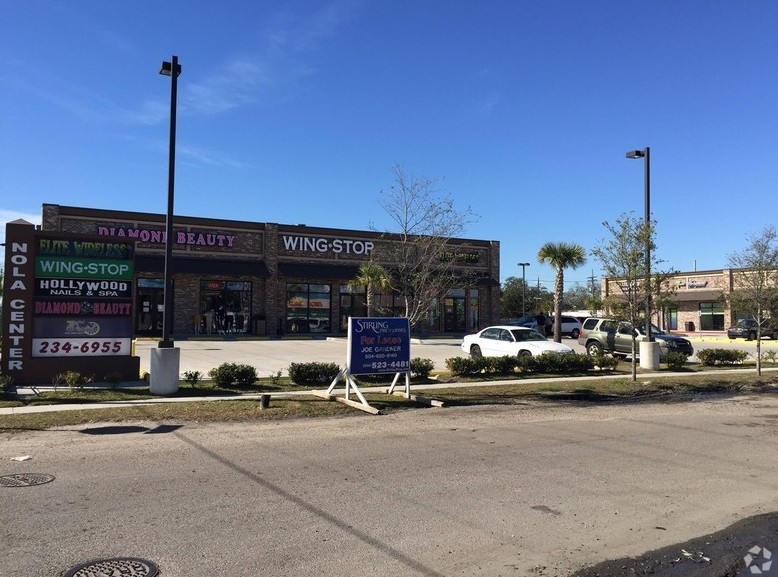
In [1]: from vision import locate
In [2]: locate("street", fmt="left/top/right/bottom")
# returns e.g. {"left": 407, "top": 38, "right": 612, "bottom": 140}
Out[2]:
{"left": 3, "top": 393, "right": 778, "bottom": 576}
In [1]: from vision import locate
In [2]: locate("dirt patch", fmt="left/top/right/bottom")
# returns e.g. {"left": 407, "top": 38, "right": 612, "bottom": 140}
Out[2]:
{"left": 569, "top": 512, "right": 778, "bottom": 577}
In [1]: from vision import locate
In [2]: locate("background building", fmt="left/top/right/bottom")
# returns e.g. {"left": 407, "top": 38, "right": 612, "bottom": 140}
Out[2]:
{"left": 603, "top": 268, "right": 759, "bottom": 332}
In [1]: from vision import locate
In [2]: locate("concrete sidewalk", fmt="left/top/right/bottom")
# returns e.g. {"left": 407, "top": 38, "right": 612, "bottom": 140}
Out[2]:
{"left": 5, "top": 365, "right": 775, "bottom": 416}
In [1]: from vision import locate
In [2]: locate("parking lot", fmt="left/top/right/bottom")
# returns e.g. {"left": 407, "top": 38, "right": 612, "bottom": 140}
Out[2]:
{"left": 132, "top": 332, "right": 762, "bottom": 377}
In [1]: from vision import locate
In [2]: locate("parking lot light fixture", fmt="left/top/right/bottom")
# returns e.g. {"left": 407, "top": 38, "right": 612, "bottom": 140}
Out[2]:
{"left": 518, "top": 262, "right": 530, "bottom": 316}
{"left": 627, "top": 146, "right": 658, "bottom": 370}
{"left": 159, "top": 56, "right": 181, "bottom": 349}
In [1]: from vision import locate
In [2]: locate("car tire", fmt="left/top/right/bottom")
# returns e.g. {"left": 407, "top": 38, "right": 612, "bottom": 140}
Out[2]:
{"left": 571, "top": 328, "right": 580, "bottom": 339}
{"left": 518, "top": 350, "right": 532, "bottom": 358}
{"left": 470, "top": 345, "right": 482, "bottom": 358}
{"left": 748, "top": 331, "right": 756, "bottom": 341}
{"left": 586, "top": 342, "right": 603, "bottom": 356}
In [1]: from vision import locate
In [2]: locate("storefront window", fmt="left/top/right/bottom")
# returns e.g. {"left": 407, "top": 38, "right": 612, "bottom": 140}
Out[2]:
{"left": 699, "top": 302, "right": 724, "bottom": 331}
{"left": 286, "top": 283, "right": 331, "bottom": 333}
{"left": 200, "top": 280, "right": 252, "bottom": 334}
{"left": 340, "top": 285, "right": 366, "bottom": 330}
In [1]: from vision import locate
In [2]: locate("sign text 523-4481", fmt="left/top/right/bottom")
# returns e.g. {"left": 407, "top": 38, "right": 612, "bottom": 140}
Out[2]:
{"left": 32, "top": 338, "right": 132, "bottom": 357}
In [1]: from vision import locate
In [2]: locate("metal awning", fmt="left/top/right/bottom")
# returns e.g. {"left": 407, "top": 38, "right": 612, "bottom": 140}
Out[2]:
{"left": 277, "top": 262, "right": 360, "bottom": 280}
{"left": 669, "top": 290, "right": 724, "bottom": 302}
{"left": 135, "top": 255, "right": 270, "bottom": 277}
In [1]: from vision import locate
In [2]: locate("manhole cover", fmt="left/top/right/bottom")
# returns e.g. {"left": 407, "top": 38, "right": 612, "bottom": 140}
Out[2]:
{"left": 64, "top": 557, "right": 159, "bottom": 577}
{"left": 0, "top": 473, "right": 55, "bottom": 487}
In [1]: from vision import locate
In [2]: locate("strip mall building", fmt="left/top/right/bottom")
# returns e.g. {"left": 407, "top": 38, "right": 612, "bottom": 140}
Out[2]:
{"left": 41, "top": 204, "right": 501, "bottom": 338}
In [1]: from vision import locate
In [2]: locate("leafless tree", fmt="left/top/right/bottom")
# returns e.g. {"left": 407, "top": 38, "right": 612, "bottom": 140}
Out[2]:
{"left": 590, "top": 212, "right": 658, "bottom": 381}
{"left": 372, "top": 165, "right": 478, "bottom": 329}
{"left": 727, "top": 225, "right": 778, "bottom": 375}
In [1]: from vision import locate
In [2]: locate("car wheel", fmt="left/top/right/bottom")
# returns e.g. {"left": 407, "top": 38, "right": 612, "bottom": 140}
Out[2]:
{"left": 586, "top": 342, "right": 603, "bottom": 356}
{"left": 518, "top": 350, "right": 532, "bottom": 358}
{"left": 571, "top": 328, "right": 580, "bottom": 339}
{"left": 470, "top": 345, "right": 482, "bottom": 358}
{"left": 748, "top": 331, "right": 756, "bottom": 341}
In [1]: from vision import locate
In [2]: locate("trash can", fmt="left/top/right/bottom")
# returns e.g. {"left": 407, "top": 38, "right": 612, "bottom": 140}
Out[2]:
{"left": 685, "top": 321, "right": 695, "bottom": 332}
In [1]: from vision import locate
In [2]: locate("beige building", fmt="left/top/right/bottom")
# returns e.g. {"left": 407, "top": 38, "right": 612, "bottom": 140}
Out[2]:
{"left": 603, "top": 268, "right": 760, "bottom": 333}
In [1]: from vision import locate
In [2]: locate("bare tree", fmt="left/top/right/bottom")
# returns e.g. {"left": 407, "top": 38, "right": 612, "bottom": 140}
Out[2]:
{"left": 727, "top": 225, "right": 778, "bottom": 375}
{"left": 590, "top": 212, "right": 658, "bottom": 381}
{"left": 372, "top": 165, "right": 478, "bottom": 329}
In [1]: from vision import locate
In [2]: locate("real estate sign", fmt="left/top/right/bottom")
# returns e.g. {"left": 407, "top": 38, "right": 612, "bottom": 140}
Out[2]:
{"left": 347, "top": 317, "right": 411, "bottom": 375}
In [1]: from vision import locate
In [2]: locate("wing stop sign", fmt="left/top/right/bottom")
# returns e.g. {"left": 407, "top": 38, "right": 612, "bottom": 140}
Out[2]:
{"left": 318, "top": 317, "right": 411, "bottom": 414}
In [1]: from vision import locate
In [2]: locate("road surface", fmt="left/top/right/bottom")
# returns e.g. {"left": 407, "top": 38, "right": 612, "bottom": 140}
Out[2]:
{"left": 3, "top": 392, "right": 778, "bottom": 576}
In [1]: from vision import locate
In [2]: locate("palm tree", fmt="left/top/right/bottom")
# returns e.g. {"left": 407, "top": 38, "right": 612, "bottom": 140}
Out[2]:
{"left": 348, "top": 262, "right": 393, "bottom": 317}
{"left": 537, "top": 242, "right": 587, "bottom": 342}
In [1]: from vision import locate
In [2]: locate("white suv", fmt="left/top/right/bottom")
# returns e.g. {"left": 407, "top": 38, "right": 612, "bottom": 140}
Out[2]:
{"left": 511, "top": 315, "right": 582, "bottom": 339}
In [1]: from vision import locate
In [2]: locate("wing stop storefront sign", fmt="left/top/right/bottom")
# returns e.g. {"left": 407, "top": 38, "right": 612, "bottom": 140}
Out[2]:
{"left": 1, "top": 221, "right": 139, "bottom": 386}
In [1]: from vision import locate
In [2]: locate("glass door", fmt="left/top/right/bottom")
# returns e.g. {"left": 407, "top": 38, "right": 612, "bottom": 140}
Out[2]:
{"left": 136, "top": 278, "right": 166, "bottom": 336}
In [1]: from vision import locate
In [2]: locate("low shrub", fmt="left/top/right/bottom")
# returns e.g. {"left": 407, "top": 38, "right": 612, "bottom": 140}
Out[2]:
{"left": 208, "top": 363, "right": 258, "bottom": 387}
{"left": 288, "top": 362, "right": 341, "bottom": 386}
{"left": 63, "top": 370, "right": 84, "bottom": 391}
{"left": 104, "top": 371, "right": 122, "bottom": 389}
{"left": 697, "top": 348, "right": 749, "bottom": 366}
{"left": 761, "top": 350, "right": 778, "bottom": 364}
{"left": 446, "top": 356, "right": 487, "bottom": 376}
{"left": 410, "top": 357, "right": 435, "bottom": 378}
{"left": 486, "top": 355, "right": 519, "bottom": 374}
{"left": 183, "top": 370, "right": 202, "bottom": 386}
{"left": 233, "top": 364, "right": 258, "bottom": 386}
{"left": 663, "top": 351, "right": 688, "bottom": 370}
{"left": 447, "top": 353, "right": 596, "bottom": 376}
{"left": 519, "top": 352, "right": 594, "bottom": 374}
{"left": 592, "top": 355, "right": 619, "bottom": 371}
{"left": 0, "top": 374, "right": 14, "bottom": 395}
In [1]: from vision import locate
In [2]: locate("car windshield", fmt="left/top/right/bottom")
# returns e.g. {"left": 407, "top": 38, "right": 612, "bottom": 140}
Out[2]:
{"left": 634, "top": 324, "right": 665, "bottom": 335}
{"left": 510, "top": 329, "right": 547, "bottom": 342}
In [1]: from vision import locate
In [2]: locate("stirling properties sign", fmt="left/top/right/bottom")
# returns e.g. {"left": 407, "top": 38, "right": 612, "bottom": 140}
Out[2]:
{"left": 1, "top": 221, "right": 140, "bottom": 385}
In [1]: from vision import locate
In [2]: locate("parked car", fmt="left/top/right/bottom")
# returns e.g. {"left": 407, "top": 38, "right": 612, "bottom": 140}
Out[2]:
{"left": 577, "top": 317, "right": 694, "bottom": 358}
{"left": 461, "top": 325, "right": 574, "bottom": 358}
{"left": 507, "top": 315, "right": 582, "bottom": 338}
{"left": 727, "top": 318, "right": 777, "bottom": 340}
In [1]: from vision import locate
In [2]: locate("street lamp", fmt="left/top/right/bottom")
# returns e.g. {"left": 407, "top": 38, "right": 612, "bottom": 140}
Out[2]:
{"left": 518, "top": 262, "right": 530, "bottom": 316}
{"left": 159, "top": 56, "right": 181, "bottom": 349}
{"left": 626, "top": 146, "right": 658, "bottom": 369}
{"left": 150, "top": 56, "right": 182, "bottom": 396}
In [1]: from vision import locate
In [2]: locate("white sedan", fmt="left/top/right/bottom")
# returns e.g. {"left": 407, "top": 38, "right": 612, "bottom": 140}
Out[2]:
{"left": 461, "top": 325, "right": 575, "bottom": 358}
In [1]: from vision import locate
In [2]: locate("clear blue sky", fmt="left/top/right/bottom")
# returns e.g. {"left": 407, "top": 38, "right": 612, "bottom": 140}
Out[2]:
{"left": 2, "top": 1, "right": 777, "bottom": 291}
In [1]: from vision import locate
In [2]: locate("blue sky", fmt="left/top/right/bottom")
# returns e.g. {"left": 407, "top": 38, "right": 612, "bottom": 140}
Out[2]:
{"left": 2, "top": 1, "right": 777, "bottom": 291}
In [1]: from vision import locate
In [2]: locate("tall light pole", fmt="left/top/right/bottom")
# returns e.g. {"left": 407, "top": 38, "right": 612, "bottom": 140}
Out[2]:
{"left": 518, "top": 262, "right": 530, "bottom": 316}
{"left": 626, "top": 146, "right": 659, "bottom": 369}
{"left": 159, "top": 55, "right": 181, "bottom": 349}
{"left": 150, "top": 55, "right": 182, "bottom": 396}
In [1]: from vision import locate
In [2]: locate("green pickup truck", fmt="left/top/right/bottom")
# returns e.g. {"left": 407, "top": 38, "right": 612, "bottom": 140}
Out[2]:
{"left": 577, "top": 317, "right": 694, "bottom": 358}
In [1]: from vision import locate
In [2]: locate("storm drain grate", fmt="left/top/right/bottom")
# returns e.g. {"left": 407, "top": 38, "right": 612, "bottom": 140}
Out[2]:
{"left": 64, "top": 557, "right": 159, "bottom": 577}
{"left": 0, "top": 473, "right": 55, "bottom": 487}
